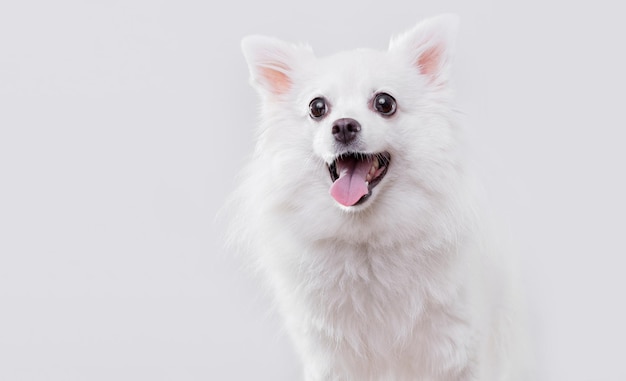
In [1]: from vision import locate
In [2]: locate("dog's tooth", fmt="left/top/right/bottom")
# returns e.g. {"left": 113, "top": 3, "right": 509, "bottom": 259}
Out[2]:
{"left": 366, "top": 174, "right": 371, "bottom": 181}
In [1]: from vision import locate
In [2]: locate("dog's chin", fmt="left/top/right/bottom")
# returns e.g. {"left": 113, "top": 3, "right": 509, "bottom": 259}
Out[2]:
{"left": 327, "top": 151, "right": 391, "bottom": 210}
{"left": 334, "top": 194, "right": 379, "bottom": 213}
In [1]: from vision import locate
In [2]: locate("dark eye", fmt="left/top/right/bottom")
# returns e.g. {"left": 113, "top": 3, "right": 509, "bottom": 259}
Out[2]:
{"left": 373, "top": 93, "right": 397, "bottom": 116}
{"left": 309, "top": 97, "right": 327, "bottom": 119}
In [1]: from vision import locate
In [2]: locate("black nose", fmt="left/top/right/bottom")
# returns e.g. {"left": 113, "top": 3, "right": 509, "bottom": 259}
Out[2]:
{"left": 332, "top": 118, "right": 361, "bottom": 145}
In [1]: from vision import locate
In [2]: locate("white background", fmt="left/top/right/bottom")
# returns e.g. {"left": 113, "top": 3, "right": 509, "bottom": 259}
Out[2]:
{"left": 1, "top": 1, "right": 625, "bottom": 380}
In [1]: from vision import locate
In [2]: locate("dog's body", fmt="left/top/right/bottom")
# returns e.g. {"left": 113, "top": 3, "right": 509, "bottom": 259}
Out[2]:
{"left": 231, "top": 15, "right": 527, "bottom": 381}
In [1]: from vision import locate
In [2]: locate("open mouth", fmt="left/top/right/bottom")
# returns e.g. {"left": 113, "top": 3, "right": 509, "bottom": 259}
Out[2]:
{"left": 328, "top": 152, "right": 391, "bottom": 207}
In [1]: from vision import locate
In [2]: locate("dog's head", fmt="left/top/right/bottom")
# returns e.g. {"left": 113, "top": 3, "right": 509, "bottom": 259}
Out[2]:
{"left": 242, "top": 15, "right": 460, "bottom": 213}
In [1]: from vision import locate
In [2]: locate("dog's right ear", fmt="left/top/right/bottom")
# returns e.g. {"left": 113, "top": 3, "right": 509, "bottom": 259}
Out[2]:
{"left": 241, "top": 36, "right": 313, "bottom": 97}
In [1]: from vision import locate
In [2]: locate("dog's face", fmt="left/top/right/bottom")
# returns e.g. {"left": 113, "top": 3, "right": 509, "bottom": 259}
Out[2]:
{"left": 242, "top": 15, "right": 459, "bottom": 213}
{"left": 306, "top": 50, "right": 404, "bottom": 208}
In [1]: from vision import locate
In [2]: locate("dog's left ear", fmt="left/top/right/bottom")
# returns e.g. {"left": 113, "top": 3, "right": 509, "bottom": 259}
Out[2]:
{"left": 389, "top": 14, "right": 459, "bottom": 86}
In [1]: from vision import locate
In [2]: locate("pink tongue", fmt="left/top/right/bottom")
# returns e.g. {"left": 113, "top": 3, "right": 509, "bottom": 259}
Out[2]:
{"left": 330, "top": 157, "right": 372, "bottom": 206}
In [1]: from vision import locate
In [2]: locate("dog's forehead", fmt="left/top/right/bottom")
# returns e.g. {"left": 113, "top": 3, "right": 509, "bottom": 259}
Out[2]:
{"left": 312, "top": 49, "right": 394, "bottom": 92}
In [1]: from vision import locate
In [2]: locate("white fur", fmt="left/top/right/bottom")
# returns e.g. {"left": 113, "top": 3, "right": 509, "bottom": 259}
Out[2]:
{"left": 230, "top": 14, "right": 528, "bottom": 381}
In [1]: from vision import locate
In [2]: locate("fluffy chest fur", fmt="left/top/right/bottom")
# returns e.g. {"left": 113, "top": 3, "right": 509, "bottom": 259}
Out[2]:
{"left": 255, "top": 207, "right": 487, "bottom": 381}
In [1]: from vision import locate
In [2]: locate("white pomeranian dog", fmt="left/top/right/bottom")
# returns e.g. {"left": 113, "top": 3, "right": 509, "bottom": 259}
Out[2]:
{"left": 230, "top": 14, "right": 529, "bottom": 381}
